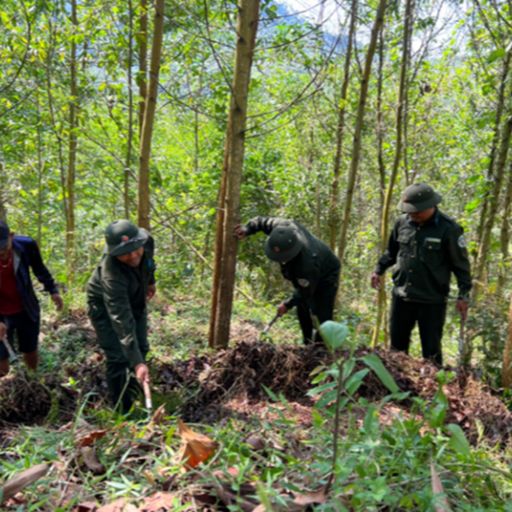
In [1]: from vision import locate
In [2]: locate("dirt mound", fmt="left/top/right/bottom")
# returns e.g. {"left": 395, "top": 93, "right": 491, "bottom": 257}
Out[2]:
{"left": 154, "top": 341, "right": 511, "bottom": 444}
{"left": 0, "top": 374, "right": 52, "bottom": 424}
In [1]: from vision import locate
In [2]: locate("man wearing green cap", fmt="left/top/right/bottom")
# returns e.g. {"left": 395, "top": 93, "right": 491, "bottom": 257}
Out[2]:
{"left": 87, "top": 220, "right": 156, "bottom": 412}
{"left": 235, "top": 217, "right": 340, "bottom": 344}
{"left": 371, "top": 183, "right": 472, "bottom": 365}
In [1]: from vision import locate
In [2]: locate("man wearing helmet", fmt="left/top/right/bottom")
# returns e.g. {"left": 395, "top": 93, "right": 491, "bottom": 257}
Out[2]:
{"left": 371, "top": 183, "right": 472, "bottom": 365}
{"left": 236, "top": 217, "right": 340, "bottom": 344}
{"left": 87, "top": 220, "right": 156, "bottom": 412}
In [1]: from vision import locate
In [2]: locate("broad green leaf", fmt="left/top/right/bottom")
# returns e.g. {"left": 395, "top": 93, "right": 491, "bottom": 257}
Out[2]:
{"left": 345, "top": 369, "right": 369, "bottom": 396}
{"left": 319, "top": 321, "right": 349, "bottom": 351}
{"left": 446, "top": 423, "right": 471, "bottom": 456}
{"left": 361, "top": 354, "right": 400, "bottom": 394}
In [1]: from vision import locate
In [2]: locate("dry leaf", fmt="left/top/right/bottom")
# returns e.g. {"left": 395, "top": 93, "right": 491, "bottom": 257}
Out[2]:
{"left": 96, "top": 498, "right": 127, "bottom": 512}
{"left": 74, "top": 502, "right": 98, "bottom": 512}
{"left": 150, "top": 404, "right": 166, "bottom": 425}
{"left": 177, "top": 419, "right": 218, "bottom": 470}
{"left": 76, "top": 429, "right": 107, "bottom": 448}
{"left": 139, "top": 491, "right": 176, "bottom": 511}
{"left": 293, "top": 489, "right": 327, "bottom": 505}
{"left": 430, "top": 462, "right": 452, "bottom": 512}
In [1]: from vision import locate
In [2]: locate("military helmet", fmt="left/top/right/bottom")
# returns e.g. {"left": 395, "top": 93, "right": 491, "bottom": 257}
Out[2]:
{"left": 105, "top": 219, "right": 149, "bottom": 256}
{"left": 264, "top": 223, "right": 304, "bottom": 263}
{"left": 398, "top": 183, "right": 442, "bottom": 213}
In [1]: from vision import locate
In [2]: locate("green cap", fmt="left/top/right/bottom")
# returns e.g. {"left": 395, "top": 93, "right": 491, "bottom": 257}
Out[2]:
{"left": 105, "top": 220, "right": 149, "bottom": 256}
{"left": 398, "top": 183, "right": 442, "bottom": 213}
{"left": 264, "top": 224, "right": 305, "bottom": 263}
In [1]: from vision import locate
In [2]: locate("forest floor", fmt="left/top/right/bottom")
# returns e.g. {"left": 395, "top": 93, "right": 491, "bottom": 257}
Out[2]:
{"left": 0, "top": 308, "right": 511, "bottom": 511}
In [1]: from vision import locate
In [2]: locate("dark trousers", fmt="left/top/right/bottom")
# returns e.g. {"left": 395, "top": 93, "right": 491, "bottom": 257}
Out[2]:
{"left": 88, "top": 305, "right": 148, "bottom": 413}
{"left": 390, "top": 294, "right": 447, "bottom": 365}
{"left": 0, "top": 310, "right": 39, "bottom": 359}
{"left": 296, "top": 284, "right": 338, "bottom": 344}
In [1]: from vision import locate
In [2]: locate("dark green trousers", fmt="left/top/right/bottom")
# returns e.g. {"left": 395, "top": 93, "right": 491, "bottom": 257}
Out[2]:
{"left": 88, "top": 304, "right": 149, "bottom": 413}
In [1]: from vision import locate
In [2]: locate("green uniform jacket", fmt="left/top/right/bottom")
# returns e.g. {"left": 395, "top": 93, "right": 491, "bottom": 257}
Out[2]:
{"left": 375, "top": 210, "right": 472, "bottom": 303}
{"left": 244, "top": 217, "right": 340, "bottom": 308}
{"left": 86, "top": 237, "right": 156, "bottom": 367}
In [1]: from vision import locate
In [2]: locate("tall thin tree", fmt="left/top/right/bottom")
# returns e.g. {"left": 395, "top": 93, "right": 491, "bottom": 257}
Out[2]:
{"left": 138, "top": 0, "right": 165, "bottom": 229}
{"left": 337, "top": 0, "right": 387, "bottom": 270}
{"left": 372, "top": 0, "right": 414, "bottom": 346}
{"left": 209, "top": 0, "right": 260, "bottom": 349}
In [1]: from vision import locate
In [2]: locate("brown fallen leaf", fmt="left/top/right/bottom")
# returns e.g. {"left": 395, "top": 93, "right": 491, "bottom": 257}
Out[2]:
{"left": 150, "top": 404, "right": 166, "bottom": 425}
{"left": 293, "top": 489, "right": 327, "bottom": 505}
{"left": 177, "top": 419, "right": 218, "bottom": 470}
{"left": 73, "top": 502, "right": 98, "bottom": 512}
{"left": 76, "top": 429, "right": 107, "bottom": 448}
{"left": 430, "top": 461, "right": 452, "bottom": 512}
{"left": 139, "top": 491, "right": 177, "bottom": 511}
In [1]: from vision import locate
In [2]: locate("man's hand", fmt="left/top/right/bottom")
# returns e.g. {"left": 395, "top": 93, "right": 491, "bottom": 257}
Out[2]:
{"left": 0, "top": 322, "right": 6, "bottom": 340}
{"left": 234, "top": 224, "right": 248, "bottom": 240}
{"left": 147, "top": 284, "right": 156, "bottom": 301}
{"left": 134, "top": 363, "right": 150, "bottom": 385}
{"left": 51, "top": 293, "right": 64, "bottom": 311}
{"left": 277, "top": 303, "right": 288, "bottom": 317}
{"left": 456, "top": 299, "right": 469, "bottom": 321}
{"left": 371, "top": 272, "right": 382, "bottom": 290}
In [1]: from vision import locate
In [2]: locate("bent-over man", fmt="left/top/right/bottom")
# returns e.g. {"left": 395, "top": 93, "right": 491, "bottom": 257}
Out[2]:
{"left": 236, "top": 217, "right": 340, "bottom": 345}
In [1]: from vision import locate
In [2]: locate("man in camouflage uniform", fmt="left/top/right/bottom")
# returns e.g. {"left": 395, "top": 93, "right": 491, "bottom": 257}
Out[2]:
{"left": 236, "top": 217, "right": 340, "bottom": 344}
{"left": 371, "top": 183, "right": 472, "bottom": 365}
{"left": 87, "top": 220, "right": 156, "bottom": 412}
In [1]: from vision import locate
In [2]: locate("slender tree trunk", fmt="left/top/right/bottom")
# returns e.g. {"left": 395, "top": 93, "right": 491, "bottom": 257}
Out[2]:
{"left": 497, "top": 159, "right": 512, "bottom": 294}
{"left": 209, "top": 0, "right": 260, "bottom": 349}
{"left": 474, "top": 116, "right": 512, "bottom": 295}
{"left": 373, "top": 24, "right": 388, "bottom": 347}
{"left": 66, "top": 0, "right": 78, "bottom": 283}
{"left": 137, "top": 0, "right": 148, "bottom": 135}
{"left": 372, "top": 0, "right": 413, "bottom": 347}
{"left": 475, "top": 50, "right": 511, "bottom": 254}
{"left": 138, "top": 0, "right": 165, "bottom": 229}
{"left": 337, "top": 0, "right": 387, "bottom": 271}
{"left": 125, "top": 0, "right": 135, "bottom": 218}
{"left": 502, "top": 293, "right": 512, "bottom": 387}
{"left": 36, "top": 98, "right": 44, "bottom": 246}
{"left": 328, "top": 0, "right": 357, "bottom": 250}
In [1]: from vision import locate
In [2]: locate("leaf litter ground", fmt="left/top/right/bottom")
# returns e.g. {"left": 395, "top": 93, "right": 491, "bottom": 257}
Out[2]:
{"left": 0, "top": 313, "right": 511, "bottom": 510}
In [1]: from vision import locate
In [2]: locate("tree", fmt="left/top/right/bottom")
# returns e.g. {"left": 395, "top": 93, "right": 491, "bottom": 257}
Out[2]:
{"left": 209, "top": 0, "right": 260, "bottom": 349}
{"left": 138, "top": 0, "right": 165, "bottom": 229}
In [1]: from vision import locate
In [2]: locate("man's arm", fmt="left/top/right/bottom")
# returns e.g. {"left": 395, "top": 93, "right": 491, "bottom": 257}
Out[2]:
{"left": 371, "top": 222, "right": 400, "bottom": 288}
{"left": 235, "top": 217, "right": 287, "bottom": 239}
{"left": 446, "top": 225, "right": 472, "bottom": 319}
{"left": 26, "top": 238, "right": 63, "bottom": 309}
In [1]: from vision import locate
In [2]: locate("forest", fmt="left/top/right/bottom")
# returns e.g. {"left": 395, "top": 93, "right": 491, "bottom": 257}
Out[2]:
{"left": 1, "top": 0, "right": 512, "bottom": 510}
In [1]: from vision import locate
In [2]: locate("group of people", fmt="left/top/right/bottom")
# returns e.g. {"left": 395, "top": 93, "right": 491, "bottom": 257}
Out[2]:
{"left": 0, "top": 182, "right": 472, "bottom": 411}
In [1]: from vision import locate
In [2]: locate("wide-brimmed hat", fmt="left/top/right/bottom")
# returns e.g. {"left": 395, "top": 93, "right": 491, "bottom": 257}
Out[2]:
{"left": 398, "top": 183, "right": 442, "bottom": 213}
{"left": 105, "top": 219, "right": 149, "bottom": 256}
{"left": 264, "top": 224, "right": 305, "bottom": 263}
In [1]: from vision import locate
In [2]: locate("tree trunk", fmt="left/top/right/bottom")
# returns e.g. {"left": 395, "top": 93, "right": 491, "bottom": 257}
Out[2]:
{"left": 502, "top": 293, "right": 512, "bottom": 388}
{"left": 337, "top": 0, "right": 387, "bottom": 271}
{"left": 372, "top": 0, "right": 413, "bottom": 347}
{"left": 125, "top": 0, "right": 135, "bottom": 219}
{"left": 328, "top": 0, "right": 357, "bottom": 251}
{"left": 138, "top": 0, "right": 165, "bottom": 229}
{"left": 497, "top": 159, "right": 512, "bottom": 294}
{"left": 137, "top": 0, "right": 148, "bottom": 135}
{"left": 474, "top": 116, "right": 512, "bottom": 295}
{"left": 66, "top": 0, "right": 78, "bottom": 283}
{"left": 209, "top": 0, "right": 260, "bottom": 349}
{"left": 475, "top": 50, "right": 511, "bottom": 256}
